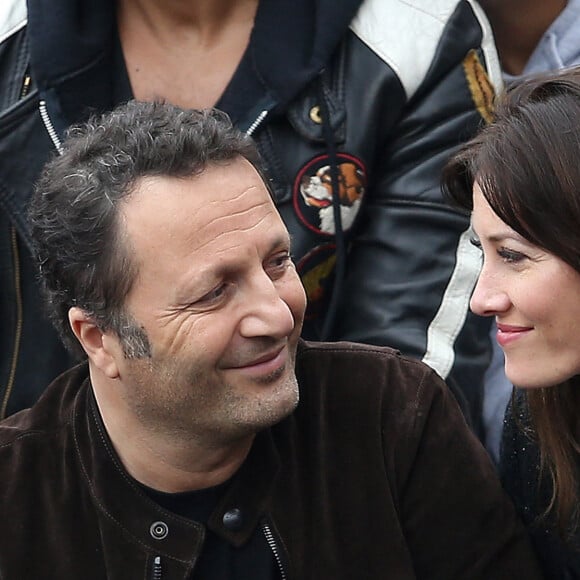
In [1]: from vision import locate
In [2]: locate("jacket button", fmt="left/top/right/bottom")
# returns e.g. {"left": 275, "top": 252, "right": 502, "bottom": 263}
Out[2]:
{"left": 150, "top": 521, "right": 169, "bottom": 540}
{"left": 222, "top": 508, "right": 244, "bottom": 531}
{"left": 309, "top": 105, "right": 322, "bottom": 124}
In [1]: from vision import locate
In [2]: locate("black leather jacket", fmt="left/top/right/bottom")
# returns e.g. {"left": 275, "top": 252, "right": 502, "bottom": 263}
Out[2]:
{"left": 0, "top": 340, "right": 543, "bottom": 578}
{"left": 0, "top": 0, "right": 498, "bottom": 426}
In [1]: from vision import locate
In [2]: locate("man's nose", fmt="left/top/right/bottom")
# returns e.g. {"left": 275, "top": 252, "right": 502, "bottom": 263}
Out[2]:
{"left": 238, "top": 274, "right": 296, "bottom": 339}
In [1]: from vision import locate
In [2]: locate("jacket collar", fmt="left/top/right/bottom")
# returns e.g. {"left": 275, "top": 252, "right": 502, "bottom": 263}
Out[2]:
{"left": 69, "top": 366, "right": 282, "bottom": 560}
{"left": 27, "top": 0, "right": 116, "bottom": 133}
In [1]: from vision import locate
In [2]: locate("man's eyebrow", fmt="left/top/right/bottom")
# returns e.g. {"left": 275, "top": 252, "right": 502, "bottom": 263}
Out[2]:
{"left": 182, "top": 232, "right": 292, "bottom": 290}
{"left": 269, "top": 233, "right": 292, "bottom": 252}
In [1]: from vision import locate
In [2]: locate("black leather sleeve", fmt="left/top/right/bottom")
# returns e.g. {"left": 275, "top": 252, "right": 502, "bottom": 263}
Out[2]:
{"left": 332, "top": 1, "right": 497, "bottom": 432}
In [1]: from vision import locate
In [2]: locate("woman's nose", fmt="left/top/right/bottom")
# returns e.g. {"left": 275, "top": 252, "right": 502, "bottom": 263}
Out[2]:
{"left": 470, "top": 268, "right": 511, "bottom": 317}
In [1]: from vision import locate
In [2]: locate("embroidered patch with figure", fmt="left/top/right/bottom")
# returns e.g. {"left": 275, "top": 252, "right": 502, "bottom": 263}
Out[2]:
{"left": 293, "top": 153, "right": 366, "bottom": 236}
{"left": 463, "top": 49, "right": 495, "bottom": 124}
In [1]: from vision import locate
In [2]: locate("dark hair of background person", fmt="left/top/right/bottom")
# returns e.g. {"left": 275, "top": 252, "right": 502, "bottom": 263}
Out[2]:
{"left": 442, "top": 67, "right": 580, "bottom": 536}
{"left": 29, "top": 100, "right": 265, "bottom": 360}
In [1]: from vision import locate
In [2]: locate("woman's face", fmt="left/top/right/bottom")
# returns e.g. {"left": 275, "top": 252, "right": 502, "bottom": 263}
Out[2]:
{"left": 470, "top": 182, "right": 580, "bottom": 388}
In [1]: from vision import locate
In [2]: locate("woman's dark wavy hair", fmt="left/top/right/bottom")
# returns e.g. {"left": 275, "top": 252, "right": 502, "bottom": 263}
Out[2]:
{"left": 29, "top": 100, "right": 264, "bottom": 359}
{"left": 442, "top": 66, "right": 580, "bottom": 536}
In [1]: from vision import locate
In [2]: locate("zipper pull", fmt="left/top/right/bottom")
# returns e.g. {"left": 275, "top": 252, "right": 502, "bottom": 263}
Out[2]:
{"left": 20, "top": 68, "right": 31, "bottom": 99}
{"left": 38, "top": 100, "right": 64, "bottom": 153}
{"left": 150, "top": 555, "right": 162, "bottom": 580}
{"left": 262, "top": 521, "right": 288, "bottom": 579}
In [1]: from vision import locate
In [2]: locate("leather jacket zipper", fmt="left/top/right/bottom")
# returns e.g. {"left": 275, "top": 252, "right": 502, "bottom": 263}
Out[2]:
{"left": 150, "top": 556, "right": 162, "bottom": 579}
{"left": 262, "top": 521, "right": 287, "bottom": 579}
{"left": 20, "top": 69, "right": 31, "bottom": 99}
{"left": 4, "top": 69, "right": 32, "bottom": 417}
{"left": 39, "top": 100, "right": 63, "bottom": 153}
{"left": 5, "top": 100, "right": 62, "bottom": 417}
{"left": 2, "top": 227, "right": 24, "bottom": 419}
{"left": 246, "top": 110, "right": 269, "bottom": 136}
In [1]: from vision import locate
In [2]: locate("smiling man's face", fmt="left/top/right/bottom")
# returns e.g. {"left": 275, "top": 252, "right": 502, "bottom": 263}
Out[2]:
{"left": 108, "top": 157, "right": 306, "bottom": 444}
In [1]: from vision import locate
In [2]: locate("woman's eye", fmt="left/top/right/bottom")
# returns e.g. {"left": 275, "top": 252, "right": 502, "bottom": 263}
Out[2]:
{"left": 469, "top": 237, "right": 482, "bottom": 250}
{"left": 498, "top": 248, "right": 526, "bottom": 264}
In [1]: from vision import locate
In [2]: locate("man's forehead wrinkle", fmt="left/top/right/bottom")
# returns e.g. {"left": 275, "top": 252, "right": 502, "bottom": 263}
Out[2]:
{"left": 192, "top": 212, "right": 272, "bottom": 255}
{"left": 202, "top": 184, "right": 268, "bottom": 214}
{"left": 191, "top": 190, "right": 273, "bottom": 237}
{"left": 188, "top": 182, "right": 260, "bottom": 207}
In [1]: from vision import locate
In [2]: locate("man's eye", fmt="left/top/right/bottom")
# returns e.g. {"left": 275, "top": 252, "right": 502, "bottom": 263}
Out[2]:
{"left": 266, "top": 253, "right": 292, "bottom": 277}
{"left": 273, "top": 254, "right": 291, "bottom": 267}
{"left": 199, "top": 284, "right": 227, "bottom": 303}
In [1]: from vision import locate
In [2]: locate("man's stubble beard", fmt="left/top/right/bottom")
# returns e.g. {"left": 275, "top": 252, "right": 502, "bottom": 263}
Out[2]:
{"left": 124, "top": 349, "right": 299, "bottom": 445}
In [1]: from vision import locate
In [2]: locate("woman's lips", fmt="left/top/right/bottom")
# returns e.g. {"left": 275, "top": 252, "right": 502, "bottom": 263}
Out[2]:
{"left": 496, "top": 323, "right": 533, "bottom": 347}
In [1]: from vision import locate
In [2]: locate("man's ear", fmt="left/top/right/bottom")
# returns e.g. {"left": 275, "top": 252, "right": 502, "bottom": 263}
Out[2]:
{"left": 68, "top": 307, "right": 121, "bottom": 379}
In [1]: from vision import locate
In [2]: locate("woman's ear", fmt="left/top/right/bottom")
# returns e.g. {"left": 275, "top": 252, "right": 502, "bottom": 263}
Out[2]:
{"left": 68, "top": 307, "right": 121, "bottom": 379}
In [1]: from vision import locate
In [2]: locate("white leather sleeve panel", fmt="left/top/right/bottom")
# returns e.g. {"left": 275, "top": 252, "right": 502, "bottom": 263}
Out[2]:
{"left": 350, "top": 0, "right": 489, "bottom": 100}
{"left": 0, "top": 0, "right": 26, "bottom": 45}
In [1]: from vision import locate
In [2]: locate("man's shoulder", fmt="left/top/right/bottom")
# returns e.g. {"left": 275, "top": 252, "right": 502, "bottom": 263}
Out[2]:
{"left": 350, "top": 0, "right": 488, "bottom": 98}
{"left": 0, "top": 364, "right": 87, "bottom": 455}
{"left": 0, "top": 408, "right": 45, "bottom": 447}
{"left": 0, "top": 0, "right": 30, "bottom": 116}
{"left": 298, "top": 338, "right": 403, "bottom": 363}
{"left": 352, "top": 0, "right": 478, "bottom": 34}
{"left": 0, "top": 365, "right": 87, "bottom": 523}
{"left": 354, "top": 0, "right": 466, "bottom": 24}
{"left": 290, "top": 341, "right": 461, "bottom": 468}
{"left": 297, "top": 338, "right": 432, "bottom": 369}
{"left": 296, "top": 339, "right": 445, "bottom": 402}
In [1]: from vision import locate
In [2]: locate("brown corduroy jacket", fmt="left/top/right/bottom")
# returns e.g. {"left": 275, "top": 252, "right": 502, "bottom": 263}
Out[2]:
{"left": 0, "top": 340, "right": 543, "bottom": 579}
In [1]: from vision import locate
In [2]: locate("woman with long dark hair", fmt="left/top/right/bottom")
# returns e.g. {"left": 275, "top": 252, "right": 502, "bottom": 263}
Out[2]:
{"left": 443, "top": 67, "right": 580, "bottom": 578}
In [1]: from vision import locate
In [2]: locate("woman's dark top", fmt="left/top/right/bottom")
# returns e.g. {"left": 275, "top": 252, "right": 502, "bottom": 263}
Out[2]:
{"left": 501, "top": 391, "right": 580, "bottom": 579}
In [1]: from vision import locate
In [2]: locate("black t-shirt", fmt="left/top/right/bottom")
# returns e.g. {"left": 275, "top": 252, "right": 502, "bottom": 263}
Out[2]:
{"left": 142, "top": 481, "right": 277, "bottom": 580}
